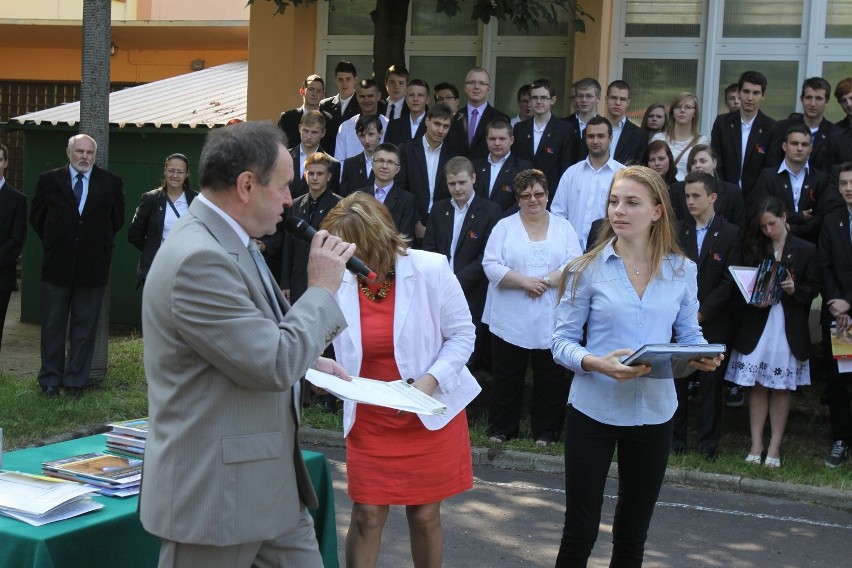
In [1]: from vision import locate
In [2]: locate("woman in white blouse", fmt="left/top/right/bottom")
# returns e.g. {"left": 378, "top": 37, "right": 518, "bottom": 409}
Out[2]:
{"left": 551, "top": 166, "right": 722, "bottom": 566}
{"left": 651, "top": 92, "right": 710, "bottom": 182}
{"left": 482, "top": 169, "right": 582, "bottom": 445}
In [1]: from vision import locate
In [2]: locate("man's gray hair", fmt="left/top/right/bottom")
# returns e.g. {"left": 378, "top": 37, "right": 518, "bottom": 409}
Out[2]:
{"left": 199, "top": 121, "right": 284, "bottom": 191}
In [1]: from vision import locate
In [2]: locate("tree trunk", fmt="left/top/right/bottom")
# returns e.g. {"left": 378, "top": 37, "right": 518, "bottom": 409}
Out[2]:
{"left": 372, "top": 0, "right": 410, "bottom": 88}
{"left": 80, "top": 0, "right": 113, "bottom": 381}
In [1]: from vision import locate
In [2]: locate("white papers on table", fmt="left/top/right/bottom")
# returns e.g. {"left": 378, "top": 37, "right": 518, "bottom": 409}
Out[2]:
{"left": 305, "top": 369, "right": 447, "bottom": 415}
{"left": 0, "top": 471, "right": 102, "bottom": 525}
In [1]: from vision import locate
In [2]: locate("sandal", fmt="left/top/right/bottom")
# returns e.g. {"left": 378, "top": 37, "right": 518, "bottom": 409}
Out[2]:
{"left": 764, "top": 456, "right": 781, "bottom": 468}
{"left": 745, "top": 453, "right": 762, "bottom": 465}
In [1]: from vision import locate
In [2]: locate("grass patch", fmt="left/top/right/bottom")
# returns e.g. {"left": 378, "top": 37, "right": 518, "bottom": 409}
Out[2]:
{"left": 4, "top": 337, "right": 850, "bottom": 491}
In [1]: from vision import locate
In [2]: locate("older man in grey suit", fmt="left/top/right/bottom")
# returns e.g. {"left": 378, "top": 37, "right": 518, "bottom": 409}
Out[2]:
{"left": 140, "top": 121, "right": 355, "bottom": 568}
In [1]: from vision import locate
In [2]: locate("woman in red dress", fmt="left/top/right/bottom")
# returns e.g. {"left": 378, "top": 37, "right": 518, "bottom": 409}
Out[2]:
{"left": 322, "top": 192, "right": 481, "bottom": 568}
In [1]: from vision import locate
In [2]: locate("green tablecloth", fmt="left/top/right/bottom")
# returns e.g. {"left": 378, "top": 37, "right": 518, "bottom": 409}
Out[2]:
{"left": 0, "top": 436, "right": 339, "bottom": 568}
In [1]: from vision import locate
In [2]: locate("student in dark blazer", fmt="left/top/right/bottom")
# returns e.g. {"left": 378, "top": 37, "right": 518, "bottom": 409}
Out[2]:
{"left": 445, "top": 67, "right": 508, "bottom": 160}
{"left": 561, "top": 77, "right": 602, "bottom": 165}
{"left": 319, "top": 59, "right": 360, "bottom": 126}
{"left": 512, "top": 78, "right": 575, "bottom": 194}
{"left": 674, "top": 172, "right": 741, "bottom": 459}
{"left": 128, "top": 153, "right": 198, "bottom": 287}
{"left": 0, "top": 143, "right": 27, "bottom": 352}
{"left": 277, "top": 74, "right": 337, "bottom": 154}
{"left": 384, "top": 79, "right": 429, "bottom": 147}
{"left": 397, "top": 105, "right": 457, "bottom": 242}
{"left": 475, "top": 118, "right": 532, "bottom": 213}
{"left": 668, "top": 144, "right": 745, "bottom": 228}
{"left": 725, "top": 196, "right": 819, "bottom": 467}
{"left": 751, "top": 123, "right": 841, "bottom": 244}
{"left": 604, "top": 80, "right": 647, "bottom": 166}
{"left": 818, "top": 162, "right": 852, "bottom": 467}
{"left": 775, "top": 77, "right": 839, "bottom": 174}
{"left": 29, "top": 134, "right": 124, "bottom": 395}
{"left": 287, "top": 110, "right": 340, "bottom": 200}
{"left": 711, "top": 71, "right": 782, "bottom": 203}
{"left": 281, "top": 153, "right": 342, "bottom": 304}
{"left": 423, "top": 157, "right": 502, "bottom": 368}
{"left": 338, "top": 114, "right": 383, "bottom": 196}
{"left": 354, "top": 143, "right": 417, "bottom": 241}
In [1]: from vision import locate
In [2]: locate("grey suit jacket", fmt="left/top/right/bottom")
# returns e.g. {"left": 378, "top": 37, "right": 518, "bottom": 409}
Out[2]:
{"left": 139, "top": 198, "right": 347, "bottom": 545}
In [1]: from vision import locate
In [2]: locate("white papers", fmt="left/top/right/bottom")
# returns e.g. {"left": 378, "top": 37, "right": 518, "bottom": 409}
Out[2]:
{"left": 0, "top": 471, "right": 101, "bottom": 525}
{"left": 305, "top": 369, "right": 447, "bottom": 415}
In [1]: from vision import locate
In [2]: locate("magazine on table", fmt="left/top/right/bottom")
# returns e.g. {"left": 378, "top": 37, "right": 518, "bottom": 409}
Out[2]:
{"left": 42, "top": 452, "right": 142, "bottom": 486}
{"left": 621, "top": 343, "right": 726, "bottom": 379}
{"left": 305, "top": 369, "right": 447, "bottom": 415}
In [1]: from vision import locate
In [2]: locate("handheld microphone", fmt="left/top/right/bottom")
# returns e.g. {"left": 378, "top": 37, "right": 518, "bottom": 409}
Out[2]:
{"left": 284, "top": 217, "right": 378, "bottom": 281}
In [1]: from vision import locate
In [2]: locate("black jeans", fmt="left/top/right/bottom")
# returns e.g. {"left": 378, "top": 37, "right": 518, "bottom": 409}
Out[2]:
{"left": 488, "top": 334, "right": 569, "bottom": 441}
{"left": 822, "top": 326, "right": 852, "bottom": 444}
{"left": 555, "top": 405, "right": 673, "bottom": 568}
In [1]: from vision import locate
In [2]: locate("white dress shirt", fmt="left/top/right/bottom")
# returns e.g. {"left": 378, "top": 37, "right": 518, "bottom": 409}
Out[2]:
{"left": 533, "top": 114, "right": 550, "bottom": 155}
{"left": 487, "top": 152, "right": 510, "bottom": 197}
{"left": 162, "top": 191, "right": 189, "bottom": 243}
{"left": 778, "top": 161, "right": 809, "bottom": 211}
{"left": 374, "top": 180, "right": 393, "bottom": 204}
{"left": 551, "top": 239, "right": 706, "bottom": 426}
{"left": 550, "top": 156, "right": 625, "bottom": 249}
{"left": 409, "top": 113, "right": 425, "bottom": 139}
{"left": 423, "top": 136, "right": 443, "bottom": 213}
{"left": 334, "top": 114, "right": 389, "bottom": 161}
{"left": 449, "top": 192, "right": 475, "bottom": 267}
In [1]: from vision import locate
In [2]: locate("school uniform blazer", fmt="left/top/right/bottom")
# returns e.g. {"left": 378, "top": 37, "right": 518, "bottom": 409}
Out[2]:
{"left": 669, "top": 179, "right": 746, "bottom": 228}
{"left": 358, "top": 184, "right": 418, "bottom": 240}
{"left": 140, "top": 198, "right": 347, "bottom": 545}
{"left": 710, "top": 110, "right": 782, "bottom": 201}
{"left": 818, "top": 209, "right": 852, "bottom": 327}
{"left": 331, "top": 249, "right": 482, "bottom": 436}
{"left": 561, "top": 114, "right": 588, "bottom": 165}
{"left": 381, "top": 97, "right": 410, "bottom": 121}
{"left": 612, "top": 120, "right": 648, "bottom": 166}
{"left": 0, "top": 182, "right": 27, "bottom": 292}
{"left": 384, "top": 114, "right": 427, "bottom": 147}
{"left": 397, "top": 137, "right": 456, "bottom": 224}
{"left": 776, "top": 115, "right": 838, "bottom": 174}
{"left": 447, "top": 104, "right": 509, "bottom": 160}
{"left": 677, "top": 215, "right": 741, "bottom": 342}
{"left": 750, "top": 166, "right": 841, "bottom": 243}
{"left": 128, "top": 187, "right": 198, "bottom": 287}
{"left": 338, "top": 153, "right": 373, "bottom": 197}
{"left": 511, "top": 117, "right": 575, "bottom": 193}
{"left": 421, "top": 195, "right": 502, "bottom": 320}
{"left": 471, "top": 154, "right": 532, "bottom": 212}
{"left": 277, "top": 107, "right": 336, "bottom": 154}
{"left": 731, "top": 235, "right": 820, "bottom": 360}
{"left": 280, "top": 189, "right": 341, "bottom": 302}
{"left": 288, "top": 146, "right": 340, "bottom": 199}
{"left": 29, "top": 164, "right": 124, "bottom": 287}
{"left": 320, "top": 93, "right": 361, "bottom": 124}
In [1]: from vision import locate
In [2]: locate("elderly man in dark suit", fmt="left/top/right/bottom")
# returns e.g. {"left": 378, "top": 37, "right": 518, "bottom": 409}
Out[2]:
{"left": 397, "top": 104, "right": 457, "bottom": 243}
{"left": 0, "top": 143, "right": 27, "bottom": 352}
{"left": 29, "top": 134, "right": 124, "bottom": 396}
{"left": 445, "top": 67, "right": 508, "bottom": 160}
{"left": 711, "top": 70, "right": 782, "bottom": 203}
{"left": 140, "top": 122, "right": 353, "bottom": 567}
{"left": 674, "top": 172, "right": 741, "bottom": 460}
{"left": 423, "top": 156, "right": 501, "bottom": 370}
{"left": 476, "top": 118, "right": 532, "bottom": 213}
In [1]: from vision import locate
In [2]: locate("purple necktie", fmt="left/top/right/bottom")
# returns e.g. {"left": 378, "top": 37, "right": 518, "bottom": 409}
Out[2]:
{"left": 468, "top": 108, "right": 479, "bottom": 146}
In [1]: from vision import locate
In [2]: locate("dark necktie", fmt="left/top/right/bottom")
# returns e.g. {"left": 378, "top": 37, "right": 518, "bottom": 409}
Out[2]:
{"left": 308, "top": 198, "right": 318, "bottom": 224}
{"left": 388, "top": 103, "right": 396, "bottom": 121}
{"left": 248, "top": 240, "right": 285, "bottom": 322}
{"left": 73, "top": 173, "right": 84, "bottom": 206}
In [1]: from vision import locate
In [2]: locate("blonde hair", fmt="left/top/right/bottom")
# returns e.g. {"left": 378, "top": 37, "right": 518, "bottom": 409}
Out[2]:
{"left": 557, "top": 165, "right": 685, "bottom": 302}
{"left": 320, "top": 192, "right": 409, "bottom": 278}
{"left": 665, "top": 92, "right": 701, "bottom": 139}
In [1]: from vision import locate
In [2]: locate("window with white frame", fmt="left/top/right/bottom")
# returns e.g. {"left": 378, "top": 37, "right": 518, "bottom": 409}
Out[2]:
{"left": 612, "top": 0, "right": 852, "bottom": 132}
{"left": 316, "top": 1, "right": 574, "bottom": 117}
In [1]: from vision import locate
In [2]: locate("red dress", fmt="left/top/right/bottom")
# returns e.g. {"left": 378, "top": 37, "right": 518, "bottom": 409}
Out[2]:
{"left": 346, "top": 280, "right": 473, "bottom": 505}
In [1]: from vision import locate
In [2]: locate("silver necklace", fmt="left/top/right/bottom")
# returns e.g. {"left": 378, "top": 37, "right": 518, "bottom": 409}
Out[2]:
{"left": 625, "top": 261, "right": 647, "bottom": 276}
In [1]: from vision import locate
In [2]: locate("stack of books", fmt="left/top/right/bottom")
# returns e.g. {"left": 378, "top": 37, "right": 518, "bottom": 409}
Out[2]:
{"left": 42, "top": 452, "right": 142, "bottom": 497}
{"left": 105, "top": 418, "right": 148, "bottom": 457}
{"left": 0, "top": 471, "right": 102, "bottom": 526}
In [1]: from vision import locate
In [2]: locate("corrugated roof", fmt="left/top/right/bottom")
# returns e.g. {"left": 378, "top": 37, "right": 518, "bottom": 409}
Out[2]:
{"left": 12, "top": 60, "right": 247, "bottom": 129}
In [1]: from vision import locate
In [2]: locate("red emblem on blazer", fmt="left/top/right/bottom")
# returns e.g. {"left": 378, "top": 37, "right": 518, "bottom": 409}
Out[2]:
{"left": 546, "top": 147, "right": 554, "bottom": 154}
{"left": 501, "top": 184, "right": 512, "bottom": 192}
{"left": 712, "top": 253, "right": 722, "bottom": 261}
{"left": 468, "top": 230, "right": 479, "bottom": 239}
{"left": 755, "top": 144, "right": 766, "bottom": 154}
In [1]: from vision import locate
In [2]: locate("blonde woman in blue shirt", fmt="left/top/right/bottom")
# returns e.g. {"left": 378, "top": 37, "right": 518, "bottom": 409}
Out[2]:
{"left": 551, "top": 166, "right": 723, "bottom": 567}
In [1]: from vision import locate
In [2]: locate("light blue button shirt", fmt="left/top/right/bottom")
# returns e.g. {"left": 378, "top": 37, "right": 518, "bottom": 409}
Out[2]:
{"left": 551, "top": 239, "right": 706, "bottom": 426}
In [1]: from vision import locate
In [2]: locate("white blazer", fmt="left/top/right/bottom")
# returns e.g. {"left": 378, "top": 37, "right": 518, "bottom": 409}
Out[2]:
{"left": 333, "top": 249, "right": 482, "bottom": 436}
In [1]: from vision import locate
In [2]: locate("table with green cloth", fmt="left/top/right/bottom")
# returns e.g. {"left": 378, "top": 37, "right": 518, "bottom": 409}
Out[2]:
{"left": 0, "top": 435, "right": 339, "bottom": 568}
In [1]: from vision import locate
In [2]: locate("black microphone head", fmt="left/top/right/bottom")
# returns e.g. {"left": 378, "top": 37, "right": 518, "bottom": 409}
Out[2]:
{"left": 284, "top": 216, "right": 313, "bottom": 239}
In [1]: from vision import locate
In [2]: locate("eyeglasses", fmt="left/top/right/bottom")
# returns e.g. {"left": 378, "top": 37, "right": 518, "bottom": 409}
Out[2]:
{"left": 435, "top": 95, "right": 457, "bottom": 102}
{"left": 165, "top": 169, "right": 187, "bottom": 175}
{"left": 517, "top": 191, "right": 546, "bottom": 201}
{"left": 674, "top": 105, "right": 696, "bottom": 111}
{"left": 465, "top": 80, "right": 489, "bottom": 88}
{"left": 371, "top": 158, "right": 398, "bottom": 167}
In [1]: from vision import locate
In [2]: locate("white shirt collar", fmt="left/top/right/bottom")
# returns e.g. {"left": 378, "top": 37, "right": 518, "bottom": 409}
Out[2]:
{"left": 197, "top": 193, "right": 251, "bottom": 247}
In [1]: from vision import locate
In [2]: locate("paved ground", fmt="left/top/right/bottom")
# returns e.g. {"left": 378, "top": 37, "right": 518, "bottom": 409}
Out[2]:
{"left": 0, "top": 291, "right": 40, "bottom": 377}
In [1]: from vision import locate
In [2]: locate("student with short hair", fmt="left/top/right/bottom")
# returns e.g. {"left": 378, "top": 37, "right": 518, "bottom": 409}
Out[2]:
{"left": 382, "top": 64, "right": 409, "bottom": 121}
{"left": 562, "top": 77, "right": 602, "bottom": 164}
{"left": 334, "top": 79, "right": 389, "bottom": 162}
{"left": 385, "top": 79, "right": 429, "bottom": 146}
{"left": 775, "top": 77, "right": 839, "bottom": 174}
{"left": 288, "top": 110, "right": 340, "bottom": 199}
{"left": 354, "top": 142, "right": 417, "bottom": 240}
{"left": 433, "top": 82, "right": 460, "bottom": 114}
{"left": 511, "top": 84, "right": 533, "bottom": 127}
{"left": 446, "top": 67, "right": 509, "bottom": 160}
{"left": 320, "top": 59, "right": 360, "bottom": 124}
{"left": 278, "top": 73, "right": 336, "bottom": 153}
{"left": 339, "top": 114, "right": 383, "bottom": 196}
{"left": 605, "top": 80, "right": 647, "bottom": 166}
{"left": 474, "top": 118, "right": 532, "bottom": 212}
